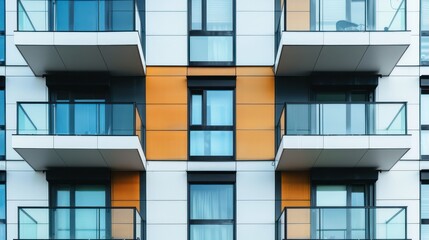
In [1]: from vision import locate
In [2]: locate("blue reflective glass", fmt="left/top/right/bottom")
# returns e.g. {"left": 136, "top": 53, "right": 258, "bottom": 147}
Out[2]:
{"left": 206, "top": 0, "right": 232, "bottom": 31}
{"left": 0, "top": 0, "right": 4, "bottom": 31}
{"left": 191, "top": 95, "right": 202, "bottom": 125}
{"left": 190, "top": 131, "right": 233, "bottom": 156}
{"left": 191, "top": 0, "right": 202, "bottom": 30}
{"left": 0, "top": 36, "right": 4, "bottom": 63}
{"left": 0, "top": 130, "right": 5, "bottom": 157}
{"left": 0, "top": 185, "right": 4, "bottom": 219}
{"left": 190, "top": 36, "right": 233, "bottom": 62}
{"left": 206, "top": 90, "right": 233, "bottom": 126}
{"left": 0, "top": 90, "right": 4, "bottom": 125}
{"left": 423, "top": 224, "right": 429, "bottom": 240}
{"left": 190, "top": 224, "right": 233, "bottom": 240}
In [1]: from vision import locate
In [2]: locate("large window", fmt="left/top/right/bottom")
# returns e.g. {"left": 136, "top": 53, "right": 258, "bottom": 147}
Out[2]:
{"left": 422, "top": 181, "right": 429, "bottom": 240}
{"left": 422, "top": 0, "right": 429, "bottom": 64}
{"left": 189, "top": 89, "right": 234, "bottom": 160}
{"left": 189, "top": 0, "right": 234, "bottom": 65}
{"left": 0, "top": 181, "right": 5, "bottom": 240}
{"left": 422, "top": 90, "right": 429, "bottom": 159}
{"left": 0, "top": 87, "right": 4, "bottom": 159}
{"left": 189, "top": 184, "right": 234, "bottom": 240}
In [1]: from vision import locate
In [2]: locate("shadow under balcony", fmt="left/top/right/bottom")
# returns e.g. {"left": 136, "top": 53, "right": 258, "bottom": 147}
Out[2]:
{"left": 12, "top": 102, "right": 146, "bottom": 171}
{"left": 275, "top": 102, "right": 411, "bottom": 170}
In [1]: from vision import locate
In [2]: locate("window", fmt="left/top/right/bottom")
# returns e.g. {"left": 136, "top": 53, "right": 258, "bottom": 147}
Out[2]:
{"left": 422, "top": 0, "right": 429, "bottom": 64}
{"left": 422, "top": 91, "right": 429, "bottom": 159}
{"left": 423, "top": 184, "right": 429, "bottom": 240}
{"left": 0, "top": 0, "right": 4, "bottom": 65}
{"left": 188, "top": 172, "right": 235, "bottom": 240}
{"left": 0, "top": 87, "right": 4, "bottom": 159}
{"left": 189, "top": 89, "right": 234, "bottom": 160}
{"left": 0, "top": 182, "right": 5, "bottom": 240}
{"left": 189, "top": 0, "right": 234, "bottom": 65}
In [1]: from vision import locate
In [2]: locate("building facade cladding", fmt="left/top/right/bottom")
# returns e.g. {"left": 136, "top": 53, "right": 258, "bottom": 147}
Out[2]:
{"left": 0, "top": 1, "right": 427, "bottom": 240}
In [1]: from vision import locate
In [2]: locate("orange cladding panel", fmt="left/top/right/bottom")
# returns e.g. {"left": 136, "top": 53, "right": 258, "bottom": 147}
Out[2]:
{"left": 187, "top": 67, "right": 236, "bottom": 76}
{"left": 146, "top": 104, "right": 187, "bottom": 130}
{"left": 237, "top": 104, "right": 274, "bottom": 130}
{"left": 147, "top": 67, "right": 187, "bottom": 76}
{"left": 146, "top": 131, "right": 188, "bottom": 160}
{"left": 146, "top": 76, "right": 187, "bottom": 104}
{"left": 236, "top": 76, "right": 274, "bottom": 104}
{"left": 281, "top": 171, "right": 310, "bottom": 208}
{"left": 236, "top": 130, "right": 274, "bottom": 160}
{"left": 111, "top": 172, "right": 140, "bottom": 201}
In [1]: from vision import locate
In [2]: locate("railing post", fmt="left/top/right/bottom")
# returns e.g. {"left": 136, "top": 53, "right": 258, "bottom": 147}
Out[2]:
{"left": 284, "top": 103, "right": 287, "bottom": 136}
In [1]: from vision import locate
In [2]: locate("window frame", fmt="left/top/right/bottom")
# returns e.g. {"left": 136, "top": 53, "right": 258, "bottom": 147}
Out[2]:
{"left": 188, "top": 87, "right": 236, "bottom": 161}
{"left": 187, "top": 172, "right": 236, "bottom": 240}
{"left": 188, "top": 0, "right": 236, "bottom": 66}
{"left": 421, "top": 89, "right": 429, "bottom": 160}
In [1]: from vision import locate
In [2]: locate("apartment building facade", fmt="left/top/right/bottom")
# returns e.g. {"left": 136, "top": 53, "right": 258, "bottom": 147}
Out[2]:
{"left": 0, "top": 0, "right": 425, "bottom": 240}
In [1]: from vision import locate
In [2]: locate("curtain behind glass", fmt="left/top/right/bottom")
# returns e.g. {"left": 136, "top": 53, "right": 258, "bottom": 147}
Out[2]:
{"left": 190, "top": 225, "right": 233, "bottom": 240}
{"left": 206, "top": 0, "right": 233, "bottom": 31}
{"left": 206, "top": 90, "right": 233, "bottom": 126}
{"left": 190, "top": 185, "right": 233, "bottom": 220}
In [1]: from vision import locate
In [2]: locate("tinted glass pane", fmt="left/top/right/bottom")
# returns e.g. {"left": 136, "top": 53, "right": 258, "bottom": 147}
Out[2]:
{"left": 190, "top": 36, "right": 233, "bottom": 62}
{"left": 0, "top": 185, "right": 4, "bottom": 219}
{"left": 422, "top": 37, "right": 429, "bottom": 64}
{"left": 206, "top": 0, "right": 232, "bottom": 31}
{"left": 0, "top": 130, "right": 4, "bottom": 157}
{"left": 190, "top": 224, "right": 233, "bottom": 240}
{"left": 422, "top": 184, "right": 429, "bottom": 219}
{"left": 191, "top": 0, "right": 202, "bottom": 30}
{"left": 0, "top": 36, "right": 4, "bottom": 63}
{"left": 321, "top": 0, "right": 347, "bottom": 30}
{"left": 192, "top": 94, "right": 202, "bottom": 125}
{"left": 422, "top": 131, "right": 429, "bottom": 155}
{"left": 75, "top": 185, "right": 106, "bottom": 207}
{"left": 0, "top": 90, "right": 4, "bottom": 125}
{"left": 422, "top": 94, "right": 429, "bottom": 124}
{"left": 423, "top": 0, "right": 429, "bottom": 31}
{"left": 423, "top": 224, "right": 429, "bottom": 240}
{"left": 190, "top": 184, "right": 233, "bottom": 219}
{"left": 206, "top": 90, "right": 233, "bottom": 126}
{"left": 316, "top": 185, "right": 347, "bottom": 206}
{"left": 190, "top": 131, "right": 233, "bottom": 156}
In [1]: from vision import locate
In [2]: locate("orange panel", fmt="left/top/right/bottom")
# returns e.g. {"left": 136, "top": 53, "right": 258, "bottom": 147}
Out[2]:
{"left": 237, "top": 104, "right": 274, "bottom": 130}
{"left": 236, "top": 67, "right": 274, "bottom": 76}
{"left": 111, "top": 172, "right": 140, "bottom": 201}
{"left": 287, "top": 12, "right": 310, "bottom": 31}
{"left": 112, "top": 200, "right": 140, "bottom": 211}
{"left": 281, "top": 200, "right": 311, "bottom": 208}
{"left": 236, "top": 130, "right": 274, "bottom": 160}
{"left": 146, "top": 104, "right": 187, "bottom": 131}
{"left": 236, "top": 76, "right": 274, "bottom": 104}
{"left": 146, "top": 76, "right": 188, "bottom": 104}
{"left": 287, "top": 0, "right": 310, "bottom": 12}
{"left": 281, "top": 171, "right": 310, "bottom": 201}
{"left": 147, "top": 67, "right": 187, "bottom": 76}
{"left": 146, "top": 131, "right": 187, "bottom": 160}
{"left": 187, "top": 67, "right": 236, "bottom": 76}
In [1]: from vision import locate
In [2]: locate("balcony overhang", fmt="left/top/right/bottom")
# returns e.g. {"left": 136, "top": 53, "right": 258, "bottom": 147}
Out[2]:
{"left": 12, "top": 135, "right": 146, "bottom": 171}
{"left": 275, "top": 31, "right": 410, "bottom": 76}
{"left": 14, "top": 31, "right": 146, "bottom": 77}
{"left": 275, "top": 135, "right": 411, "bottom": 171}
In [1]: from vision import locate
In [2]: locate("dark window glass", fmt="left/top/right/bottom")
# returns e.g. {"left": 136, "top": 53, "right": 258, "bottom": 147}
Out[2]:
{"left": 422, "top": 184, "right": 429, "bottom": 240}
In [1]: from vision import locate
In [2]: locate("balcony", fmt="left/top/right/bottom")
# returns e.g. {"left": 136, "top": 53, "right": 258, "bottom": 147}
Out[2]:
{"left": 18, "top": 207, "right": 144, "bottom": 240}
{"left": 275, "top": 102, "right": 411, "bottom": 170}
{"left": 274, "top": 0, "right": 410, "bottom": 76}
{"left": 15, "top": 0, "right": 146, "bottom": 76}
{"left": 12, "top": 102, "right": 146, "bottom": 171}
{"left": 276, "top": 207, "right": 407, "bottom": 240}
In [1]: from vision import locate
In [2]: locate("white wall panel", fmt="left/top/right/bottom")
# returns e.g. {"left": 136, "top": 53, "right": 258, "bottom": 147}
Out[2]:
{"left": 146, "top": 12, "right": 187, "bottom": 36}
{"left": 236, "top": 200, "right": 274, "bottom": 224}
{"left": 236, "top": 36, "right": 274, "bottom": 65}
{"left": 6, "top": 76, "right": 47, "bottom": 104}
{"left": 146, "top": 0, "right": 187, "bottom": 11}
{"left": 377, "top": 76, "right": 419, "bottom": 104}
{"left": 6, "top": 130, "right": 22, "bottom": 160}
{"left": 146, "top": 36, "right": 187, "bottom": 65}
{"left": 237, "top": 172, "right": 274, "bottom": 201}
{"left": 397, "top": 35, "right": 419, "bottom": 66}
{"left": 6, "top": 36, "right": 27, "bottom": 66}
{"left": 146, "top": 171, "right": 187, "bottom": 201}
{"left": 7, "top": 171, "right": 47, "bottom": 200}
{"left": 376, "top": 171, "right": 419, "bottom": 200}
{"left": 146, "top": 200, "right": 187, "bottom": 224}
{"left": 237, "top": 12, "right": 274, "bottom": 36}
{"left": 237, "top": 224, "right": 275, "bottom": 240}
{"left": 147, "top": 224, "right": 187, "bottom": 240}
{"left": 236, "top": 0, "right": 274, "bottom": 12}
{"left": 376, "top": 199, "right": 419, "bottom": 224}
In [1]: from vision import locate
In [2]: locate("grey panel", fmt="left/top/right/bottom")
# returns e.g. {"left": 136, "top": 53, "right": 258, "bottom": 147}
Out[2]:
{"left": 17, "top": 45, "right": 66, "bottom": 76}
{"left": 314, "top": 149, "right": 367, "bottom": 168}
{"left": 314, "top": 45, "right": 367, "bottom": 72}
{"left": 15, "top": 148, "right": 65, "bottom": 170}
{"left": 100, "top": 149, "right": 144, "bottom": 170}
{"left": 357, "top": 149, "right": 409, "bottom": 170}
{"left": 357, "top": 45, "right": 409, "bottom": 75}
{"left": 99, "top": 45, "right": 145, "bottom": 76}
{"left": 55, "top": 45, "right": 108, "bottom": 71}
{"left": 55, "top": 149, "right": 107, "bottom": 167}
{"left": 277, "top": 45, "right": 322, "bottom": 76}
{"left": 277, "top": 149, "right": 321, "bottom": 170}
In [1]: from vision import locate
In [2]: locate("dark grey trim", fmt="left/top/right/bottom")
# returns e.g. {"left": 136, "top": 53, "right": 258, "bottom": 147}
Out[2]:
{"left": 420, "top": 170, "right": 429, "bottom": 182}
{"left": 187, "top": 171, "right": 236, "bottom": 183}
{"left": 0, "top": 171, "right": 5, "bottom": 183}
{"left": 310, "top": 168, "right": 378, "bottom": 183}
{"left": 46, "top": 168, "right": 111, "bottom": 184}
{"left": 46, "top": 73, "right": 111, "bottom": 87}
{"left": 187, "top": 77, "right": 236, "bottom": 88}
{"left": 310, "top": 74, "right": 378, "bottom": 88}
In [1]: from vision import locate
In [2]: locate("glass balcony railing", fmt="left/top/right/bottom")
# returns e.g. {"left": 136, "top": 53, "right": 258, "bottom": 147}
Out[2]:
{"left": 18, "top": 207, "right": 144, "bottom": 240}
{"left": 277, "top": 207, "right": 407, "bottom": 240}
{"left": 17, "top": 0, "right": 143, "bottom": 32}
{"left": 17, "top": 102, "right": 145, "bottom": 148}
{"left": 275, "top": 102, "right": 407, "bottom": 146}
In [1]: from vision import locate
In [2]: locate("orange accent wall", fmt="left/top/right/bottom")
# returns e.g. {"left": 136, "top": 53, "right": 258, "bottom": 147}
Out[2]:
{"left": 281, "top": 171, "right": 311, "bottom": 208}
{"left": 236, "top": 68, "right": 275, "bottom": 160}
{"left": 111, "top": 172, "right": 140, "bottom": 210}
{"left": 146, "top": 67, "right": 275, "bottom": 161}
{"left": 286, "top": 0, "right": 310, "bottom": 31}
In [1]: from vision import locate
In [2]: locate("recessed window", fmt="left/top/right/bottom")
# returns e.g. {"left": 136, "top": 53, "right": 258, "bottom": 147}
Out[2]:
{"left": 189, "top": 89, "right": 234, "bottom": 160}
{"left": 189, "top": 184, "right": 234, "bottom": 240}
{"left": 189, "top": 0, "right": 234, "bottom": 65}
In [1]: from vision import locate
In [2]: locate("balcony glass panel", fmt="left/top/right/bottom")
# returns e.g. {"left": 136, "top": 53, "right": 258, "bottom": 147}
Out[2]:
{"left": 283, "top": 102, "right": 406, "bottom": 135}
{"left": 280, "top": 0, "right": 406, "bottom": 32}
{"left": 17, "top": 0, "right": 136, "bottom": 31}
{"left": 277, "top": 207, "right": 407, "bottom": 240}
{"left": 18, "top": 207, "right": 144, "bottom": 240}
{"left": 17, "top": 102, "right": 144, "bottom": 145}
